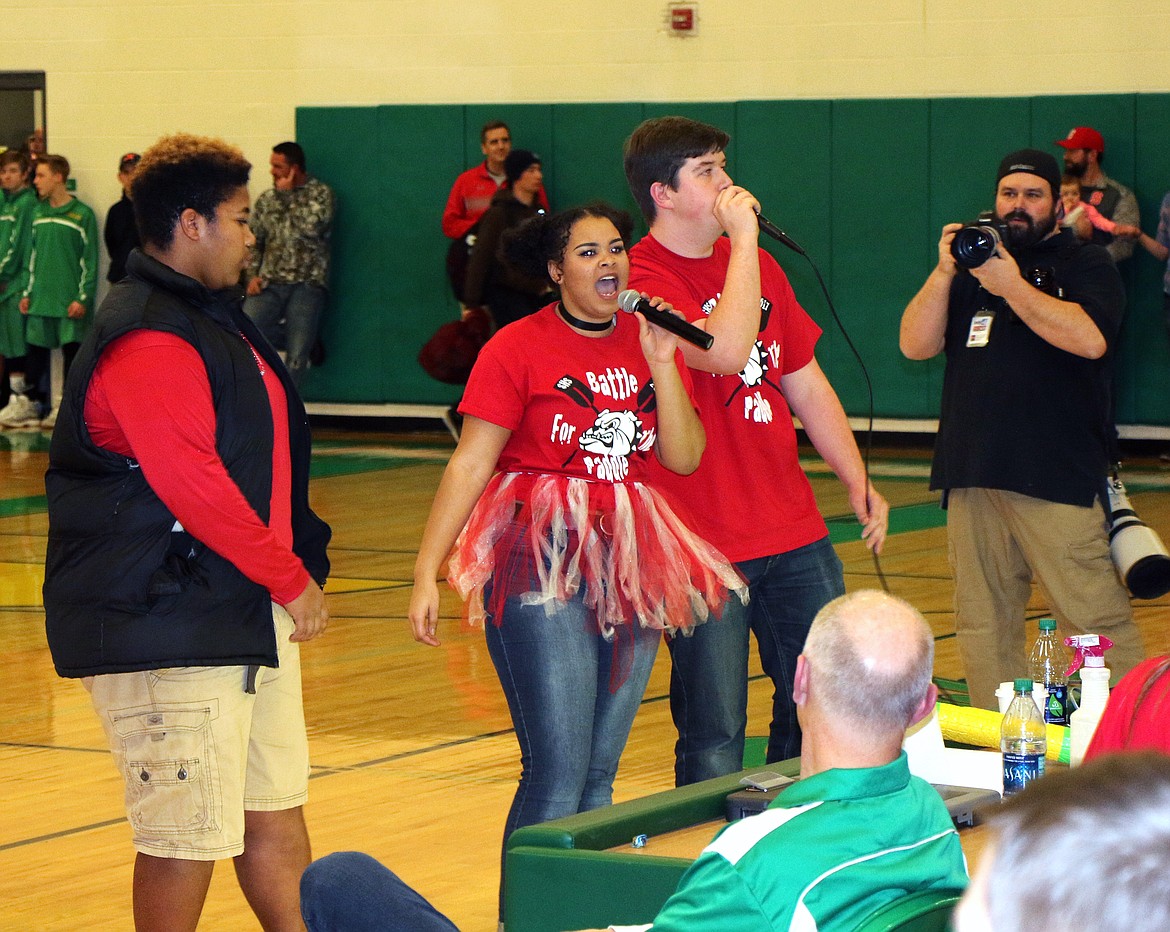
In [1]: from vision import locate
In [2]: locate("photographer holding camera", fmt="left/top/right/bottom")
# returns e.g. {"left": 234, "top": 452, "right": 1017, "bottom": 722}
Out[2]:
{"left": 899, "top": 148, "right": 1144, "bottom": 711}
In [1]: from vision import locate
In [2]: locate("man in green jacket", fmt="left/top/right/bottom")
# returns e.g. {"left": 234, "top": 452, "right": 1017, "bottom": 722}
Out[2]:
{"left": 4, "top": 153, "right": 97, "bottom": 428}
{"left": 0, "top": 149, "right": 36, "bottom": 418}
{"left": 596, "top": 590, "right": 968, "bottom": 932}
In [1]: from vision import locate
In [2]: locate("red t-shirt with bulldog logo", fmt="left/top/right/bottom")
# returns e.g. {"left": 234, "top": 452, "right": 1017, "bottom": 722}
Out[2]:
{"left": 629, "top": 233, "right": 827, "bottom": 562}
{"left": 460, "top": 302, "right": 695, "bottom": 485}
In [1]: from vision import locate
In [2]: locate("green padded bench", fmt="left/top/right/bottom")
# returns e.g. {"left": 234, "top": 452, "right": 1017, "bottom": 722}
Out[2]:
{"left": 504, "top": 759, "right": 802, "bottom": 932}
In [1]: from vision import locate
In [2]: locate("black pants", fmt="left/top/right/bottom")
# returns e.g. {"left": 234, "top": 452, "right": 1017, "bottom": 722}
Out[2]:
{"left": 25, "top": 343, "right": 79, "bottom": 404}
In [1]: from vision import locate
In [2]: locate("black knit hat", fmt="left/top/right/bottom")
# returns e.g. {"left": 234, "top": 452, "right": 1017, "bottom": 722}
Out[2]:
{"left": 996, "top": 148, "right": 1061, "bottom": 198}
{"left": 504, "top": 149, "right": 541, "bottom": 184}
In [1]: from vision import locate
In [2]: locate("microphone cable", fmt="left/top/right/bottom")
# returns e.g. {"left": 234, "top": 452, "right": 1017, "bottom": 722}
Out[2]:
{"left": 755, "top": 212, "right": 889, "bottom": 592}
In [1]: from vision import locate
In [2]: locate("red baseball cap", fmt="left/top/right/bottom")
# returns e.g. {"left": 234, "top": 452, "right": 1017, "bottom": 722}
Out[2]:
{"left": 1056, "top": 127, "right": 1104, "bottom": 153}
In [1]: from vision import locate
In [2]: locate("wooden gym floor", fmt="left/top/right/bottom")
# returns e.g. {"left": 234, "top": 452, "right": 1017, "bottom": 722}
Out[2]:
{"left": 2, "top": 424, "right": 1168, "bottom": 930}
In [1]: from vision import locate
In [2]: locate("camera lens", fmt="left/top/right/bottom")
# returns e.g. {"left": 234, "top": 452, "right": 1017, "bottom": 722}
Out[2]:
{"left": 1026, "top": 266, "right": 1055, "bottom": 294}
{"left": 950, "top": 224, "right": 1001, "bottom": 269}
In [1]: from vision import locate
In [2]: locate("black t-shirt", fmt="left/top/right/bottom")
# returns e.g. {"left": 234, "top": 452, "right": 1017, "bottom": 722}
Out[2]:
{"left": 931, "top": 228, "right": 1123, "bottom": 506}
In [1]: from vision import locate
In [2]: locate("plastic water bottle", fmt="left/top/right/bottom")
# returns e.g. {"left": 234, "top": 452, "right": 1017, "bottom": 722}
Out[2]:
{"left": 1001, "top": 678, "right": 1047, "bottom": 796}
{"left": 1029, "top": 618, "right": 1069, "bottom": 725}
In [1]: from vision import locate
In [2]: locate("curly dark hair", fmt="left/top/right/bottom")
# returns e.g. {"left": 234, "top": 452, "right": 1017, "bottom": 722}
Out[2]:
{"left": 501, "top": 202, "right": 633, "bottom": 283}
{"left": 130, "top": 133, "right": 251, "bottom": 249}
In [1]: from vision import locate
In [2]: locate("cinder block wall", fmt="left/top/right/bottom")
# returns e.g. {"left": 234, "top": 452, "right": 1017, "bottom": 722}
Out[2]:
{"left": 3, "top": 0, "right": 1164, "bottom": 263}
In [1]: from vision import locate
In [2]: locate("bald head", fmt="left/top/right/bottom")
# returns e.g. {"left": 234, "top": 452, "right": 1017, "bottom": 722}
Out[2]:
{"left": 802, "top": 590, "right": 935, "bottom": 734}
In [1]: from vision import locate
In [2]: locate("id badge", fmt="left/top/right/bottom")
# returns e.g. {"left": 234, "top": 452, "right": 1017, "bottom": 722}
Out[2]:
{"left": 967, "top": 310, "right": 995, "bottom": 348}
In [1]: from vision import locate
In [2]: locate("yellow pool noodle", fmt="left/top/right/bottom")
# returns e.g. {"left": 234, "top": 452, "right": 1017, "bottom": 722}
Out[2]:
{"left": 936, "top": 702, "right": 1070, "bottom": 764}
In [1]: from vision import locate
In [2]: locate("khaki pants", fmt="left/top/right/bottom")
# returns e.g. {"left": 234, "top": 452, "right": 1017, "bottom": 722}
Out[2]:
{"left": 947, "top": 487, "right": 1144, "bottom": 711}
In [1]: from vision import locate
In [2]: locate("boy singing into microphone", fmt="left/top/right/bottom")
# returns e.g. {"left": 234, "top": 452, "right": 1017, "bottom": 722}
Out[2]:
{"left": 623, "top": 116, "right": 888, "bottom": 785}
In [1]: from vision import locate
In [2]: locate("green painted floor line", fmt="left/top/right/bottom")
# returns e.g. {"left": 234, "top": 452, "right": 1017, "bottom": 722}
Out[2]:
{"left": 0, "top": 494, "right": 46, "bottom": 518}
{"left": 310, "top": 453, "right": 441, "bottom": 479}
{"left": 0, "top": 433, "right": 51, "bottom": 454}
{"left": 806, "top": 472, "right": 935, "bottom": 485}
{"left": 826, "top": 500, "right": 945, "bottom": 544}
{"left": 315, "top": 438, "right": 454, "bottom": 452}
{"left": 2, "top": 486, "right": 951, "bottom": 534}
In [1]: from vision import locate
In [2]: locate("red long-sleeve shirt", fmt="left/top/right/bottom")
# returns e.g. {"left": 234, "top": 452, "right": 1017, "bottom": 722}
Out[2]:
{"left": 84, "top": 329, "right": 311, "bottom": 605}
{"left": 441, "top": 162, "right": 550, "bottom": 239}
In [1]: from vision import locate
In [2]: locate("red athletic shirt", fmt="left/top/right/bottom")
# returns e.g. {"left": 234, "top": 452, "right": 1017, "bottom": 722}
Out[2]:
{"left": 629, "top": 234, "right": 827, "bottom": 562}
{"left": 84, "top": 329, "right": 310, "bottom": 605}
{"left": 441, "top": 162, "right": 550, "bottom": 240}
{"left": 1083, "top": 655, "right": 1170, "bottom": 759}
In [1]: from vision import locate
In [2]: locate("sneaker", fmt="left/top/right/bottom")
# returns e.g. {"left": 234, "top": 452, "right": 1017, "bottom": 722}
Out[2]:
{"left": 0, "top": 394, "right": 40, "bottom": 428}
{"left": 0, "top": 394, "right": 23, "bottom": 420}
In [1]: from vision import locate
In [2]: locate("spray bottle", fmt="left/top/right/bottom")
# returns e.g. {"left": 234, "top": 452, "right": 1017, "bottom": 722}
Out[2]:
{"left": 1065, "top": 634, "right": 1114, "bottom": 766}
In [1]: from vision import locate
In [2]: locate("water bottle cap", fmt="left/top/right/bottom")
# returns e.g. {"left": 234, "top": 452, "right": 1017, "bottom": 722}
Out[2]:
{"left": 1038, "top": 618, "right": 1057, "bottom": 631}
{"left": 1014, "top": 678, "right": 1033, "bottom": 691}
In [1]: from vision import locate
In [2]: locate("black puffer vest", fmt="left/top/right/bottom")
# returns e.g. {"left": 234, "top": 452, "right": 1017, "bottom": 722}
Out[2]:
{"left": 44, "top": 250, "right": 330, "bottom": 677}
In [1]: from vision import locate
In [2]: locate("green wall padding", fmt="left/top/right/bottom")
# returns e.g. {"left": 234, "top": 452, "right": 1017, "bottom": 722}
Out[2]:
{"left": 735, "top": 98, "right": 833, "bottom": 376}
{"left": 295, "top": 94, "right": 1170, "bottom": 427}
{"left": 551, "top": 103, "right": 644, "bottom": 225}
{"left": 296, "top": 104, "right": 466, "bottom": 404}
{"left": 909, "top": 97, "right": 1035, "bottom": 418}
{"left": 1126, "top": 94, "right": 1170, "bottom": 425}
{"left": 829, "top": 99, "right": 931, "bottom": 417}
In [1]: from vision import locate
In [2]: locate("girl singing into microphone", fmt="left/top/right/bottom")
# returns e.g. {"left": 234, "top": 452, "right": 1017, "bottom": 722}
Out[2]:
{"left": 407, "top": 202, "right": 745, "bottom": 920}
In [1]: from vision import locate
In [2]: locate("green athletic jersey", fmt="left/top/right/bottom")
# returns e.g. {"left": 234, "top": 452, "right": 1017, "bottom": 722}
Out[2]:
{"left": 617, "top": 753, "right": 968, "bottom": 932}
{"left": 24, "top": 195, "right": 99, "bottom": 317}
{"left": 0, "top": 186, "right": 36, "bottom": 292}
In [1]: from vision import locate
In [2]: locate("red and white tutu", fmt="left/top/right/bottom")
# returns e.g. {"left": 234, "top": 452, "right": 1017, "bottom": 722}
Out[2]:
{"left": 448, "top": 471, "right": 748, "bottom": 637}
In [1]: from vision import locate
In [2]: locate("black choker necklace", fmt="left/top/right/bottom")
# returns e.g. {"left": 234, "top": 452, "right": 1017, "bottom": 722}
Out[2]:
{"left": 558, "top": 302, "right": 614, "bottom": 332}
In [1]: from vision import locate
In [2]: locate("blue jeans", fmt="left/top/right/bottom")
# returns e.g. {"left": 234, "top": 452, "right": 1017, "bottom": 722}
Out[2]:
{"left": 243, "top": 281, "right": 327, "bottom": 387}
{"left": 486, "top": 592, "right": 661, "bottom": 915}
{"left": 300, "top": 851, "right": 459, "bottom": 931}
{"left": 667, "top": 536, "right": 844, "bottom": 785}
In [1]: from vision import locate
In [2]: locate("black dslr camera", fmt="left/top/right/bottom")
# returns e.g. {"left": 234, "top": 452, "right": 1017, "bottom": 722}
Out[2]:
{"left": 950, "top": 212, "right": 1010, "bottom": 269}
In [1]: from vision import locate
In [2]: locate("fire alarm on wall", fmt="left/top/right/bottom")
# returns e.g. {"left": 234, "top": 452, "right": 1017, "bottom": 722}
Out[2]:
{"left": 667, "top": 2, "right": 697, "bottom": 36}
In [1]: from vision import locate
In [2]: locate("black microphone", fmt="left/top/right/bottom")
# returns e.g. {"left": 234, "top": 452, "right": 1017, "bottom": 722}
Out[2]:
{"left": 755, "top": 211, "right": 807, "bottom": 256}
{"left": 618, "top": 290, "right": 714, "bottom": 351}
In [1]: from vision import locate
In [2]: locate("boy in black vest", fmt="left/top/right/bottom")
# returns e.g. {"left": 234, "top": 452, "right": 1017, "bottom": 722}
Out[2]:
{"left": 43, "top": 133, "right": 331, "bottom": 932}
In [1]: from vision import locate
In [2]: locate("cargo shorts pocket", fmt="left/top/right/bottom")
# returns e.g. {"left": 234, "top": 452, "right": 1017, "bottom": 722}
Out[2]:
{"left": 111, "top": 705, "right": 218, "bottom": 836}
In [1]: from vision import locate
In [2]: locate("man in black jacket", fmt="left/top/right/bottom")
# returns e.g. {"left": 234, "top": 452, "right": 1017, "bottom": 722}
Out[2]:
{"left": 899, "top": 148, "right": 1143, "bottom": 712}
{"left": 44, "top": 133, "right": 330, "bottom": 932}
{"left": 103, "top": 151, "right": 142, "bottom": 284}
{"left": 462, "top": 148, "right": 552, "bottom": 329}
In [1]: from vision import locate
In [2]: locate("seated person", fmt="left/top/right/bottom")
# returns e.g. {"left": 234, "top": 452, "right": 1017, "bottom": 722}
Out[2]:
{"left": 1083, "top": 655, "right": 1170, "bottom": 758}
{"left": 585, "top": 589, "right": 968, "bottom": 932}
{"left": 301, "top": 852, "right": 457, "bottom": 932}
{"left": 954, "top": 752, "right": 1170, "bottom": 932}
{"left": 301, "top": 591, "right": 967, "bottom": 932}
